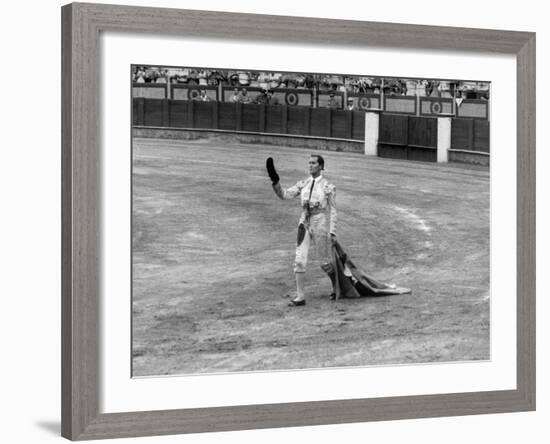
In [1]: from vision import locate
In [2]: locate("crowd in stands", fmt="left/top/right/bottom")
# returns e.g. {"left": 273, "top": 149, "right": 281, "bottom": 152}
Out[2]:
{"left": 226, "top": 88, "right": 280, "bottom": 105}
{"left": 133, "top": 66, "right": 490, "bottom": 100}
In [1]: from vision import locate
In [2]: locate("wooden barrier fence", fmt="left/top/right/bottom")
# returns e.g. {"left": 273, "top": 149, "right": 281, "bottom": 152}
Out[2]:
{"left": 133, "top": 83, "right": 489, "bottom": 119}
{"left": 451, "top": 118, "right": 490, "bottom": 153}
{"left": 133, "top": 98, "right": 366, "bottom": 140}
{"left": 378, "top": 114, "right": 439, "bottom": 162}
{"left": 133, "top": 97, "right": 490, "bottom": 163}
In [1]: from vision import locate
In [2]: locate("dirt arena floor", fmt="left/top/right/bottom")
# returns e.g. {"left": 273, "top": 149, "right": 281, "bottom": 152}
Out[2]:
{"left": 131, "top": 136, "right": 490, "bottom": 377}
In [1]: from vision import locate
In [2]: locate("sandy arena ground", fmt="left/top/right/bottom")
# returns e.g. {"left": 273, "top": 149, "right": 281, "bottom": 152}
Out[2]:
{"left": 131, "top": 136, "right": 490, "bottom": 377}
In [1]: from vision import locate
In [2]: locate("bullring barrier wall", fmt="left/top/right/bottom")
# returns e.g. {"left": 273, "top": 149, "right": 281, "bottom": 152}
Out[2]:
{"left": 133, "top": 83, "right": 490, "bottom": 120}
{"left": 132, "top": 97, "right": 489, "bottom": 166}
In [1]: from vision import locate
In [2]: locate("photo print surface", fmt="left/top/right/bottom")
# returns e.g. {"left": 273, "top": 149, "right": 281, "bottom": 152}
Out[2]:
{"left": 131, "top": 65, "right": 490, "bottom": 377}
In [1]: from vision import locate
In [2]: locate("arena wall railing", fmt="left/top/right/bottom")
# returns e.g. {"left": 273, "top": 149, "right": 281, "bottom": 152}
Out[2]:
{"left": 133, "top": 83, "right": 489, "bottom": 119}
{"left": 132, "top": 93, "right": 489, "bottom": 166}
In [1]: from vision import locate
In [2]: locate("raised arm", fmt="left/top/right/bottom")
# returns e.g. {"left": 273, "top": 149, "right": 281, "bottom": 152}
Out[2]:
{"left": 272, "top": 181, "right": 302, "bottom": 200}
{"left": 266, "top": 157, "right": 302, "bottom": 200}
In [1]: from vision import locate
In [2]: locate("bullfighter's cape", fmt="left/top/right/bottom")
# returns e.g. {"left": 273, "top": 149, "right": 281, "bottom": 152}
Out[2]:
{"left": 331, "top": 241, "right": 411, "bottom": 299}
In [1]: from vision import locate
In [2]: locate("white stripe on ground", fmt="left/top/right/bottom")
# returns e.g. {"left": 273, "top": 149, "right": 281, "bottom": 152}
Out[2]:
{"left": 393, "top": 206, "right": 432, "bottom": 233}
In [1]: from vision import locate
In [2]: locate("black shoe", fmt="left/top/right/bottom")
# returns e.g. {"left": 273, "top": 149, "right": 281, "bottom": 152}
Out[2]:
{"left": 288, "top": 299, "right": 306, "bottom": 307}
{"left": 329, "top": 293, "right": 336, "bottom": 300}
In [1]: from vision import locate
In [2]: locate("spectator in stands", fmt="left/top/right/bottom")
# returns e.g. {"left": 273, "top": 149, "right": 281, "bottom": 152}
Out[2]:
{"left": 134, "top": 66, "right": 146, "bottom": 83}
{"left": 267, "top": 90, "right": 280, "bottom": 105}
{"left": 249, "top": 72, "right": 261, "bottom": 88}
{"left": 476, "top": 82, "right": 490, "bottom": 100}
{"left": 230, "top": 88, "right": 240, "bottom": 103}
{"left": 460, "top": 82, "right": 478, "bottom": 99}
{"left": 295, "top": 75, "right": 306, "bottom": 89}
{"left": 187, "top": 69, "right": 199, "bottom": 85}
{"left": 238, "top": 72, "right": 250, "bottom": 87}
{"left": 144, "top": 67, "right": 160, "bottom": 83}
{"left": 405, "top": 79, "right": 417, "bottom": 96}
{"left": 209, "top": 71, "right": 225, "bottom": 86}
{"left": 239, "top": 88, "right": 251, "bottom": 103}
{"left": 165, "top": 68, "right": 179, "bottom": 84}
{"left": 346, "top": 98, "right": 356, "bottom": 111}
{"left": 454, "top": 90, "right": 467, "bottom": 109}
{"left": 254, "top": 89, "right": 269, "bottom": 105}
{"left": 229, "top": 73, "right": 240, "bottom": 87}
{"left": 385, "top": 79, "right": 405, "bottom": 95}
{"left": 363, "top": 77, "right": 375, "bottom": 94}
{"left": 427, "top": 80, "right": 440, "bottom": 97}
{"left": 198, "top": 70, "right": 209, "bottom": 86}
{"left": 270, "top": 72, "right": 283, "bottom": 89}
{"left": 175, "top": 68, "right": 188, "bottom": 83}
{"left": 438, "top": 80, "right": 451, "bottom": 98}
{"left": 354, "top": 78, "right": 371, "bottom": 94}
{"left": 258, "top": 72, "right": 270, "bottom": 90}
{"left": 156, "top": 68, "right": 168, "bottom": 83}
{"left": 347, "top": 79, "right": 359, "bottom": 93}
{"left": 281, "top": 73, "right": 297, "bottom": 88}
{"left": 199, "top": 90, "right": 212, "bottom": 101}
{"left": 416, "top": 79, "right": 429, "bottom": 97}
{"left": 327, "top": 91, "right": 339, "bottom": 109}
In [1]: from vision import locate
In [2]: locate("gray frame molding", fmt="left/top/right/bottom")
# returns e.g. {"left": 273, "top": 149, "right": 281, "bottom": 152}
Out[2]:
{"left": 61, "top": 2, "right": 536, "bottom": 440}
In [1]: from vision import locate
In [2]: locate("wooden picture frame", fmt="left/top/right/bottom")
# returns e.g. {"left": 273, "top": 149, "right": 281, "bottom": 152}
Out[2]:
{"left": 61, "top": 2, "right": 535, "bottom": 440}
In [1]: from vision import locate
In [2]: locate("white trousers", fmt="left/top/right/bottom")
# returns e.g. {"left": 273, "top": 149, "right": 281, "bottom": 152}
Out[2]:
{"left": 293, "top": 213, "right": 331, "bottom": 273}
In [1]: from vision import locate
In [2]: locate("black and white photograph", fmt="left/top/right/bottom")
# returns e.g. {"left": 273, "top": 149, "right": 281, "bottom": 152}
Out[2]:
{"left": 131, "top": 66, "right": 491, "bottom": 377}
{"left": 3, "top": 0, "right": 545, "bottom": 443}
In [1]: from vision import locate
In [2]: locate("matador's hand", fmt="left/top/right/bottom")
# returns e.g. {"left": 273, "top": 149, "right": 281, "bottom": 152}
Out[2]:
{"left": 266, "top": 157, "right": 280, "bottom": 185}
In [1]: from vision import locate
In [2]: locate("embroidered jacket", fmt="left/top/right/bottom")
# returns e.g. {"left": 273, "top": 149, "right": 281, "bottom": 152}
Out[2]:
{"left": 273, "top": 174, "right": 337, "bottom": 235}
